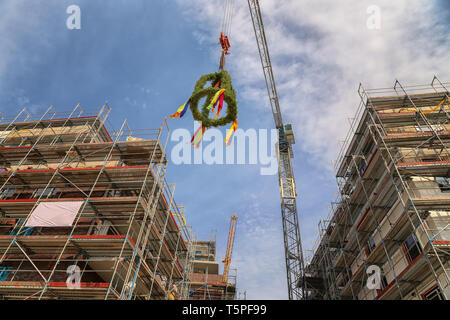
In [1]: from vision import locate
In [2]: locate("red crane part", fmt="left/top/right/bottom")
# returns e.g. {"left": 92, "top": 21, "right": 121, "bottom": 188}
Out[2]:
{"left": 219, "top": 32, "right": 231, "bottom": 55}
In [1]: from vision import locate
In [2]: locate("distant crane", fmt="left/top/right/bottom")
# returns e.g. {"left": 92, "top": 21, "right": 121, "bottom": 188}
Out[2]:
{"left": 222, "top": 213, "right": 238, "bottom": 283}
{"left": 248, "top": 0, "right": 307, "bottom": 300}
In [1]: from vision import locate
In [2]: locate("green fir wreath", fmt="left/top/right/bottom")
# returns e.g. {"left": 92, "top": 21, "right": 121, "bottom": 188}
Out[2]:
{"left": 189, "top": 70, "right": 238, "bottom": 128}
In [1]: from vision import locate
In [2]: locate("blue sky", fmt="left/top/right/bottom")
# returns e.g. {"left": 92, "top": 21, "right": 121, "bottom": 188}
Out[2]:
{"left": 0, "top": 0, "right": 449, "bottom": 299}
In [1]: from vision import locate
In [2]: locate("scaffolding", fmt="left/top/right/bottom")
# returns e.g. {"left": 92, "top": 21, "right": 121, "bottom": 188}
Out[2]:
{"left": 0, "top": 104, "right": 195, "bottom": 300}
{"left": 304, "top": 77, "right": 450, "bottom": 300}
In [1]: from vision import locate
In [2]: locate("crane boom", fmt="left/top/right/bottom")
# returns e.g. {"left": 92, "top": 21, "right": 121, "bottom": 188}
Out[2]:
{"left": 248, "top": 0, "right": 307, "bottom": 300}
{"left": 247, "top": 0, "right": 282, "bottom": 129}
{"left": 222, "top": 213, "right": 238, "bottom": 283}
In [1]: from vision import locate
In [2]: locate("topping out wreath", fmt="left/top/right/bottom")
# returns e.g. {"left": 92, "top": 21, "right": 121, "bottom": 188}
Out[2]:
{"left": 170, "top": 70, "right": 238, "bottom": 147}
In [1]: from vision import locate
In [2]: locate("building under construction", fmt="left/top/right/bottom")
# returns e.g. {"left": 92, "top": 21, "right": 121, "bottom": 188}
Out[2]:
{"left": 188, "top": 239, "right": 236, "bottom": 300}
{"left": 304, "top": 77, "right": 450, "bottom": 300}
{"left": 0, "top": 104, "right": 197, "bottom": 300}
{"left": 187, "top": 214, "right": 238, "bottom": 300}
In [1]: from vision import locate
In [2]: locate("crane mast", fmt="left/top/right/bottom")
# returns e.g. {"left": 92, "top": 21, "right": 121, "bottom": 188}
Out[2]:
{"left": 248, "top": 0, "right": 307, "bottom": 300}
{"left": 222, "top": 213, "right": 238, "bottom": 283}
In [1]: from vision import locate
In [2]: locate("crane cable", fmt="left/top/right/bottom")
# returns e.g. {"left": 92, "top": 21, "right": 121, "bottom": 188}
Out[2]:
{"left": 219, "top": 0, "right": 235, "bottom": 70}
{"left": 221, "top": 0, "right": 235, "bottom": 38}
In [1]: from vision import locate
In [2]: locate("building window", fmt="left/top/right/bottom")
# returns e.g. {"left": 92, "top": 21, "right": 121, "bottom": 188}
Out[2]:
{"left": 0, "top": 188, "right": 16, "bottom": 199}
{"left": 403, "top": 233, "right": 421, "bottom": 263}
{"left": 422, "top": 285, "right": 445, "bottom": 300}
{"left": 381, "top": 275, "right": 388, "bottom": 290}
{"left": 33, "top": 188, "right": 57, "bottom": 199}
{"left": 374, "top": 274, "right": 389, "bottom": 295}
{"left": 366, "top": 235, "right": 376, "bottom": 255}
{"left": 342, "top": 272, "right": 349, "bottom": 285}
{"left": 349, "top": 184, "right": 356, "bottom": 195}
{"left": 436, "top": 177, "right": 450, "bottom": 192}
{"left": 359, "top": 162, "right": 367, "bottom": 176}
{"left": 422, "top": 157, "right": 439, "bottom": 162}
{"left": 0, "top": 266, "right": 12, "bottom": 281}
{"left": 362, "top": 141, "right": 375, "bottom": 157}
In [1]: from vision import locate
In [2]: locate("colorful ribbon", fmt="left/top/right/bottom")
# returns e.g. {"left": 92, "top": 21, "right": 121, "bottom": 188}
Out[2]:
{"left": 211, "top": 81, "right": 222, "bottom": 113}
{"left": 191, "top": 125, "right": 206, "bottom": 148}
{"left": 206, "top": 89, "right": 226, "bottom": 111}
{"left": 224, "top": 120, "right": 238, "bottom": 146}
{"left": 170, "top": 98, "right": 190, "bottom": 119}
{"left": 214, "top": 94, "right": 225, "bottom": 119}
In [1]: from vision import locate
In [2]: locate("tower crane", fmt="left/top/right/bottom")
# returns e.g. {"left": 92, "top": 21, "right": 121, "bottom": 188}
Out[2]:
{"left": 222, "top": 213, "right": 238, "bottom": 283}
{"left": 214, "top": 0, "right": 306, "bottom": 299}
{"left": 247, "top": 0, "right": 307, "bottom": 300}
